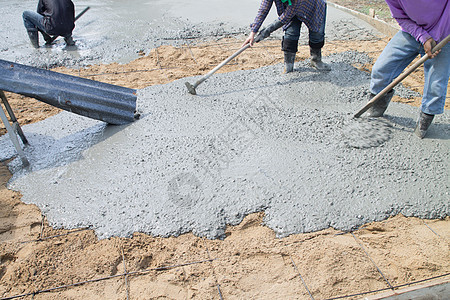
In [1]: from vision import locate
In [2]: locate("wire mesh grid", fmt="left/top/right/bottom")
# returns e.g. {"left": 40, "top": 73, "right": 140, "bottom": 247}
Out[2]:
{"left": 1, "top": 213, "right": 448, "bottom": 300}
{"left": 1, "top": 28, "right": 449, "bottom": 300}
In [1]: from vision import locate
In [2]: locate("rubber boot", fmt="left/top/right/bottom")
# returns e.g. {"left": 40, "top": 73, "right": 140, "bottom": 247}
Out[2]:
{"left": 39, "top": 30, "right": 53, "bottom": 45}
{"left": 284, "top": 51, "right": 296, "bottom": 73}
{"left": 367, "top": 89, "right": 395, "bottom": 117}
{"left": 414, "top": 111, "right": 434, "bottom": 139}
{"left": 310, "top": 47, "right": 331, "bottom": 71}
{"left": 27, "top": 30, "right": 39, "bottom": 48}
{"left": 282, "top": 37, "right": 298, "bottom": 74}
{"left": 64, "top": 35, "right": 75, "bottom": 46}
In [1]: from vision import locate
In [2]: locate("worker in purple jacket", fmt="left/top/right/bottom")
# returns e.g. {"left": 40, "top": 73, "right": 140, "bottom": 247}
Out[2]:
{"left": 242, "top": 0, "right": 330, "bottom": 73}
{"left": 368, "top": 0, "right": 449, "bottom": 139}
{"left": 23, "top": 0, "right": 75, "bottom": 48}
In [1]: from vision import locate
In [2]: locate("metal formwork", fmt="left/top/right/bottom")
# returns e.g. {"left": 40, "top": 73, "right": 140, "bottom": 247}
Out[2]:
{"left": 0, "top": 59, "right": 137, "bottom": 125}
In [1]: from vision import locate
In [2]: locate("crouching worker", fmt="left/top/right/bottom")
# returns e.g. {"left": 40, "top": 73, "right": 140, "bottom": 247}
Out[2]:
{"left": 23, "top": 0, "right": 75, "bottom": 48}
{"left": 242, "top": 0, "right": 330, "bottom": 73}
{"left": 368, "top": 0, "right": 449, "bottom": 139}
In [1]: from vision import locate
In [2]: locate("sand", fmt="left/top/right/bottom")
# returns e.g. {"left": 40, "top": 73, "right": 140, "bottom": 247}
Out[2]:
{"left": 1, "top": 38, "right": 449, "bottom": 299}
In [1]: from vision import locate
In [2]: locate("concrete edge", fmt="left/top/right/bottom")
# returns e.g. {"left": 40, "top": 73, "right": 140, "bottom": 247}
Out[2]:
{"left": 362, "top": 277, "right": 450, "bottom": 299}
{"left": 327, "top": 1, "right": 400, "bottom": 38}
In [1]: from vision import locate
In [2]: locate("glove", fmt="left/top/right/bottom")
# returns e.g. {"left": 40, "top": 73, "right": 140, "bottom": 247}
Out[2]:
{"left": 254, "top": 19, "right": 283, "bottom": 43}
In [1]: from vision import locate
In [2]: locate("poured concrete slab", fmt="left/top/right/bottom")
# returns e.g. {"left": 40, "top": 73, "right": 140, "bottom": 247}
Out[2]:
{"left": 0, "top": 0, "right": 382, "bottom": 67}
{"left": 1, "top": 53, "right": 448, "bottom": 239}
{"left": 1, "top": 0, "right": 447, "bottom": 240}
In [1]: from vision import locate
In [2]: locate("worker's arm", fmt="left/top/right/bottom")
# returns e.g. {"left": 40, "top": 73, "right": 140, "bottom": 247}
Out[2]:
{"left": 250, "top": 0, "right": 275, "bottom": 33}
{"left": 243, "top": 0, "right": 295, "bottom": 47}
{"left": 242, "top": 19, "right": 283, "bottom": 47}
{"left": 243, "top": 0, "right": 275, "bottom": 47}
{"left": 385, "top": 0, "right": 439, "bottom": 58}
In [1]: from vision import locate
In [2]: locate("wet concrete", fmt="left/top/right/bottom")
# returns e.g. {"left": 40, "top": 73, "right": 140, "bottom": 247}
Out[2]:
{"left": 1, "top": 0, "right": 380, "bottom": 67}
{"left": 1, "top": 0, "right": 271, "bottom": 67}
{"left": 1, "top": 53, "right": 448, "bottom": 239}
{"left": 0, "top": 2, "right": 448, "bottom": 239}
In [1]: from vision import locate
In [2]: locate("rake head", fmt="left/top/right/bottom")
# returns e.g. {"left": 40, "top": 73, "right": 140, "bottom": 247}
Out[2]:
{"left": 185, "top": 82, "right": 197, "bottom": 95}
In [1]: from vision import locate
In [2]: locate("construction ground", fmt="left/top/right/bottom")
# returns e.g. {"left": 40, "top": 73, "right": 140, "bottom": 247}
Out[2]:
{"left": 0, "top": 1, "right": 449, "bottom": 299}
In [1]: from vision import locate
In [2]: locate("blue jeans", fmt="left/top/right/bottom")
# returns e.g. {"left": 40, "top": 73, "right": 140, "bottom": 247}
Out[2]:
{"left": 23, "top": 11, "right": 46, "bottom": 32}
{"left": 370, "top": 31, "right": 450, "bottom": 115}
{"left": 284, "top": 6, "right": 326, "bottom": 48}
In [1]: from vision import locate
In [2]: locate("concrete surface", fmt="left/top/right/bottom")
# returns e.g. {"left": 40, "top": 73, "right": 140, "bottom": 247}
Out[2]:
{"left": 0, "top": 1, "right": 448, "bottom": 239}
{"left": 1, "top": 54, "right": 448, "bottom": 239}
{"left": 365, "top": 278, "right": 450, "bottom": 300}
{"left": 0, "top": 0, "right": 381, "bottom": 67}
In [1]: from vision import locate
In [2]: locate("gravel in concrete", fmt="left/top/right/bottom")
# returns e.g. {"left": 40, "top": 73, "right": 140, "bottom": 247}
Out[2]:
{"left": 1, "top": 1, "right": 447, "bottom": 239}
{"left": 1, "top": 52, "right": 448, "bottom": 239}
{"left": 1, "top": 0, "right": 382, "bottom": 67}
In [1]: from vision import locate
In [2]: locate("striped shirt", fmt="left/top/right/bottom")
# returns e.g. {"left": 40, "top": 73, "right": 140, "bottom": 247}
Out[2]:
{"left": 250, "top": 0, "right": 326, "bottom": 33}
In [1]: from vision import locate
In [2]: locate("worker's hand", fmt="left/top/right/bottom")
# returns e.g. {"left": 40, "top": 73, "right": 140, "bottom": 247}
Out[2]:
{"left": 424, "top": 37, "right": 439, "bottom": 58}
{"left": 241, "top": 32, "right": 256, "bottom": 48}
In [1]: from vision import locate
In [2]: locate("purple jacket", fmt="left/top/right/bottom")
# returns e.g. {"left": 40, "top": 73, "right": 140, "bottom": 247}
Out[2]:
{"left": 385, "top": 0, "right": 449, "bottom": 43}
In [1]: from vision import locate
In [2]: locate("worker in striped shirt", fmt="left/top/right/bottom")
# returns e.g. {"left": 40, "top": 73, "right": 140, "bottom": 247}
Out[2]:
{"left": 242, "top": 0, "right": 330, "bottom": 73}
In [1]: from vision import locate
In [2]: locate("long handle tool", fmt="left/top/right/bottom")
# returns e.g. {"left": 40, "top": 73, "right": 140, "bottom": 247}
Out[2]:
{"left": 354, "top": 34, "right": 450, "bottom": 118}
{"left": 185, "top": 20, "right": 283, "bottom": 95}
{"left": 185, "top": 44, "right": 251, "bottom": 95}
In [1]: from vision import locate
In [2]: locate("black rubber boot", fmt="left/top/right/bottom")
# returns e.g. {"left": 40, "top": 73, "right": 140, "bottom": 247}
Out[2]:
{"left": 282, "top": 37, "right": 298, "bottom": 73}
{"left": 283, "top": 51, "right": 296, "bottom": 73}
{"left": 414, "top": 111, "right": 434, "bottom": 139}
{"left": 310, "top": 47, "right": 330, "bottom": 71}
{"left": 367, "top": 89, "right": 395, "bottom": 117}
{"left": 27, "top": 30, "right": 39, "bottom": 48}
{"left": 64, "top": 35, "right": 75, "bottom": 46}
{"left": 39, "top": 30, "right": 53, "bottom": 45}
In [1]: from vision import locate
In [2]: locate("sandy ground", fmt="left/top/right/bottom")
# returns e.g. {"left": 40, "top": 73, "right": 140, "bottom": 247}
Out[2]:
{"left": 1, "top": 37, "right": 449, "bottom": 299}
{"left": 330, "top": 0, "right": 396, "bottom": 25}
